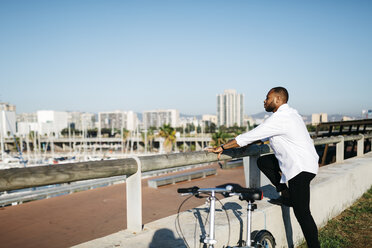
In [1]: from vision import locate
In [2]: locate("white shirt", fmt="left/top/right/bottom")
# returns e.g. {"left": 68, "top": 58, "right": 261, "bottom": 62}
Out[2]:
{"left": 235, "top": 104, "right": 319, "bottom": 183}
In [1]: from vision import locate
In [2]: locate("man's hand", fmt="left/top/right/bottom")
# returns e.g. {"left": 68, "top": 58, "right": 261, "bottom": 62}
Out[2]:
{"left": 205, "top": 139, "right": 240, "bottom": 160}
{"left": 205, "top": 146, "right": 224, "bottom": 160}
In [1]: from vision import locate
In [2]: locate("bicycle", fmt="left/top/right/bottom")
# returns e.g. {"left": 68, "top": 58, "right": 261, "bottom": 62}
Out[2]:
{"left": 177, "top": 183, "right": 276, "bottom": 248}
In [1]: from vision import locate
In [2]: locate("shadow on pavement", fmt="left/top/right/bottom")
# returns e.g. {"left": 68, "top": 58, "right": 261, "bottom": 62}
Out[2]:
{"left": 149, "top": 228, "right": 186, "bottom": 248}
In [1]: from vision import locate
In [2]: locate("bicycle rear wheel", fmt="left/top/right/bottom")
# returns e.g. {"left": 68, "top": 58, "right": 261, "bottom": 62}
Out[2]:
{"left": 253, "top": 230, "right": 276, "bottom": 248}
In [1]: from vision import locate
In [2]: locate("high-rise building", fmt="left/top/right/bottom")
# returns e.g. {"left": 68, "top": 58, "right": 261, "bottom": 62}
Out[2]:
{"left": 67, "top": 112, "right": 96, "bottom": 130}
{"left": 0, "top": 102, "right": 17, "bottom": 137}
{"left": 311, "top": 113, "right": 328, "bottom": 125}
{"left": 142, "top": 109, "right": 179, "bottom": 129}
{"left": 98, "top": 111, "right": 138, "bottom": 131}
{"left": 217, "top": 89, "right": 244, "bottom": 127}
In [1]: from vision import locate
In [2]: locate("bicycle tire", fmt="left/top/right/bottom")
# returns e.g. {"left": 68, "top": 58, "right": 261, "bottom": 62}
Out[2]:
{"left": 253, "top": 230, "right": 276, "bottom": 248}
{"left": 250, "top": 230, "right": 259, "bottom": 241}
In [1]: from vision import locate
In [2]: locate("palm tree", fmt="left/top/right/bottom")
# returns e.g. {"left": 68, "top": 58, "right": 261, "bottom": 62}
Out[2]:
{"left": 211, "top": 131, "right": 233, "bottom": 147}
{"left": 121, "top": 128, "right": 129, "bottom": 153}
{"left": 147, "top": 128, "right": 155, "bottom": 152}
{"left": 158, "top": 124, "right": 176, "bottom": 153}
{"left": 141, "top": 128, "right": 156, "bottom": 153}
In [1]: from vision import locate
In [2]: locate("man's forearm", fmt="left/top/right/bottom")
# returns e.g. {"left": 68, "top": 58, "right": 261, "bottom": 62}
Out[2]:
{"left": 221, "top": 139, "right": 240, "bottom": 150}
{"left": 221, "top": 139, "right": 263, "bottom": 150}
{"left": 207, "top": 138, "right": 262, "bottom": 160}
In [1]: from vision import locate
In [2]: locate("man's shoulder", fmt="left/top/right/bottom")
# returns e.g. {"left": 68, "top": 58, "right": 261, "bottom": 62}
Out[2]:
{"left": 277, "top": 104, "right": 300, "bottom": 116}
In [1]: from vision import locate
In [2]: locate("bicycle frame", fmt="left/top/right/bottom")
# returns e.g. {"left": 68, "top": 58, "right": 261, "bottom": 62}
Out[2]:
{"left": 197, "top": 188, "right": 231, "bottom": 247}
{"left": 246, "top": 200, "right": 253, "bottom": 247}
{"left": 177, "top": 185, "right": 274, "bottom": 248}
{"left": 204, "top": 190, "right": 217, "bottom": 247}
{"left": 197, "top": 187, "right": 257, "bottom": 248}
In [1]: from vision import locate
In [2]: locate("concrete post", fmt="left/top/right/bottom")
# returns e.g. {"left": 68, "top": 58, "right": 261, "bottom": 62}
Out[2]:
{"left": 336, "top": 136, "right": 344, "bottom": 163}
{"left": 195, "top": 141, "right": 202, "bottom": 151}
{"left": 243, "top": 155, "right": 270, "bottom": 188}
{"left": 137, "top": 142, "right": 144, "bottom": 153}
{"left": 126, "top": 156, "right": 142, "bottom": 232}
{"left": 159, "top": 137, "right": 164, "bottom": 154}
{"left": 357, "top": 135, "right": 364, "bottom": 157}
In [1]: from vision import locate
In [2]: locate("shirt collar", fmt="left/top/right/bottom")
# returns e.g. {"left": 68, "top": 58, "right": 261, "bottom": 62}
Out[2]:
{"left": 277, "top": 103, "right": 289, "bottom": 112}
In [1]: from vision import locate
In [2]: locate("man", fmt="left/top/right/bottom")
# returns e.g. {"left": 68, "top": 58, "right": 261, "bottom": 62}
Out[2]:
{"left": 207, "top": 87, "right": 320, "bottom": 248}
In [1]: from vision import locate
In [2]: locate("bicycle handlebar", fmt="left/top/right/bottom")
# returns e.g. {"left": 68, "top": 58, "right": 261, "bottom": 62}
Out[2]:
{"left": 177, "top": 186, "right": 200, "bottom": 194}
{"left": 177, "top": 183, "right": 263, "bottom": 201}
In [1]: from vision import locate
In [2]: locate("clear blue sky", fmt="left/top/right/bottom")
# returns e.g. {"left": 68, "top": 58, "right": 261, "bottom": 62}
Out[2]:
{"left": 1, "top": 0, "right": 371, "bottom": 116}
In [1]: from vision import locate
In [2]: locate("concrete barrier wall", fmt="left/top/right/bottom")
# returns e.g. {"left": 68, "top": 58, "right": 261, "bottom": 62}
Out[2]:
{"left": 74, "top": 151, "right": 372, "bottom": 248}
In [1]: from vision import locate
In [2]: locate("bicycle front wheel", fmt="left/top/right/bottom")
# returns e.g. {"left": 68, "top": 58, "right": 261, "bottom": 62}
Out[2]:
{"left": 253, "top": 230, "right": 276, "bottom": 248}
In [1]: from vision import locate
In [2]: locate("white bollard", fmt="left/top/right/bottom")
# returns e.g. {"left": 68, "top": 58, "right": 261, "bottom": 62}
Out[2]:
{"left": 357, "top": 134, "right": 364, "bottom": 157}
{"left": 336, "top": 136, "right": 344, "bottom": 163}
{"left": 126, "top": 156, "right": 142, "bottom": 232}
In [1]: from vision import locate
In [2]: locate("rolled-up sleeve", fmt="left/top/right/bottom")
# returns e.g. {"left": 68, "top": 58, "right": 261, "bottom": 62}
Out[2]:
{"left": 235, "top": 115, "right": 284, "bottom": 147}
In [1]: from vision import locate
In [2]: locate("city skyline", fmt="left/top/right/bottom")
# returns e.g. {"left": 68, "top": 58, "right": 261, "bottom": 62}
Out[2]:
{"left": 1, "top": 1, "right": 371, "bottom": 116}
{"left": 2, "top": 91, "right": 370, "bottom": 118}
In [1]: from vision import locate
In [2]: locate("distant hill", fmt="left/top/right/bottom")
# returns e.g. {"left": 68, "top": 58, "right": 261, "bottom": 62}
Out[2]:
{"left": 250, "top": 111, "right": 271, "bottom": 120}
{"left": 180, "top": 113, "right": 203, "bottom": 119}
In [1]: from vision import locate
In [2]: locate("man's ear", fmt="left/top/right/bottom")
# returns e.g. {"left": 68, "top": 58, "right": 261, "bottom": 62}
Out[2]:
{"left": 273, "top": 95, "right": 280, "bottom": 104}
{"left": 275, "top": 94, "right": 283, "bottom": 104}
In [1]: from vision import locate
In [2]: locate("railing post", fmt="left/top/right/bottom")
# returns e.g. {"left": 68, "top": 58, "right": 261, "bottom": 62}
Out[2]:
{"left": 357, "top": 134, "right": 364, "bottom": 157}
{"left": 336, "top": 136, "right": 344, "bottom": 163}
{"left": 126, "top": 156, "right": 142, "bottom": 232}
{"left": 243, "top": 155, "right": 270, "bottom": 188}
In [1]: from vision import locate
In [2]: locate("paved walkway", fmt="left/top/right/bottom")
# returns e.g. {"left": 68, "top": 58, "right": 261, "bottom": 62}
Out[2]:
{"left": 0, "top": 162, "right": 246, "bottom": 248}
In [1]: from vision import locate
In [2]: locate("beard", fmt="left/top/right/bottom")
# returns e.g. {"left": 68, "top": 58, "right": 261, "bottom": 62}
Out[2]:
{"left": 264, "top": 102, "right": 276, "bottom": 112}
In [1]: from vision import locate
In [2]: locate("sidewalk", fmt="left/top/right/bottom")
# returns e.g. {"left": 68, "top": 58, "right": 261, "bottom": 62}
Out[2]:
{"left": 0, "top": 162, "right": 246, "bottom": 248}
{"left": 74, "top": 152, "right": 372, "bottom": 248}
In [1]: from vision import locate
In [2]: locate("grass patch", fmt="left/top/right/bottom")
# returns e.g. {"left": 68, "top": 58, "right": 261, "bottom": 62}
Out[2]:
{"left": 297, "top": 186, "right": 372, "bottom": 248}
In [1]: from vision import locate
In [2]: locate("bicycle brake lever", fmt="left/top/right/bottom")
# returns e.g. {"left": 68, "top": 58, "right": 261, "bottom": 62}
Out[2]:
{"left": 195, "top": 193, "right": 204, "bottom": 198}
{"left": 180, "top": 193, "right": 193, "bottom": 196}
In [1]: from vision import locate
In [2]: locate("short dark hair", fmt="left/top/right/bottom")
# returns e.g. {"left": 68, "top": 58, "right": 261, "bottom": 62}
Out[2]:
{"left": 271, "top": 87, "right": 289, "bottom": 103}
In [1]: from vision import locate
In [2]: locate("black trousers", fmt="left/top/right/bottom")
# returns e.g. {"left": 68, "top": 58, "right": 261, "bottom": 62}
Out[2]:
{"left": 257, "top": 154, "right": 320, "bottom": 248}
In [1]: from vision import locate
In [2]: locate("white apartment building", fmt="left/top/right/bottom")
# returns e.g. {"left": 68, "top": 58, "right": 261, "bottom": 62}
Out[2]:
{"left": 0, "top": 103, "right": 17, "bottom": 137}
{"left": 37, "top": 110, "right": 68, "bottom": 136}
{"left": 217, "top": 89, "right": 244, "bottom": 127}
{"left": 67, "top": 112, "right": 96, "bottom": 130}
{"left": 202, "top": 114, "right": 217, "bottom": 125}
{"left": 342, "top": 116, "right": 353, "bottom": 121}
{"left": 244, "top": 115, "right": 255, "bottom": 128}
{"left": 362, "top": 110, "right": 372, "bottom": 119}
{"left": 17, "top": 122, "right": 39, "bottom": 136}
{"left": 68, "top": 112, "right": 82, "bottom": 130}
{"left": 81, "top": 113, "right": 96, "bottom": 130}
{"left": 98, "top": 111, "right": 138, "bottom": 131}
{"left": 179, "top": 116, "right": 201, "bottom": 128}
{"left": 16, "top": 113, "right": 37, "bottom": 135}
{"left": 311, "top": 113, "right": 328, "bottom": 125}
{"left": 17, "top": 112, "right": 37, "bottom": 123}
{"left": 143, "top": 109, "right": 179, "bottom": 129}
